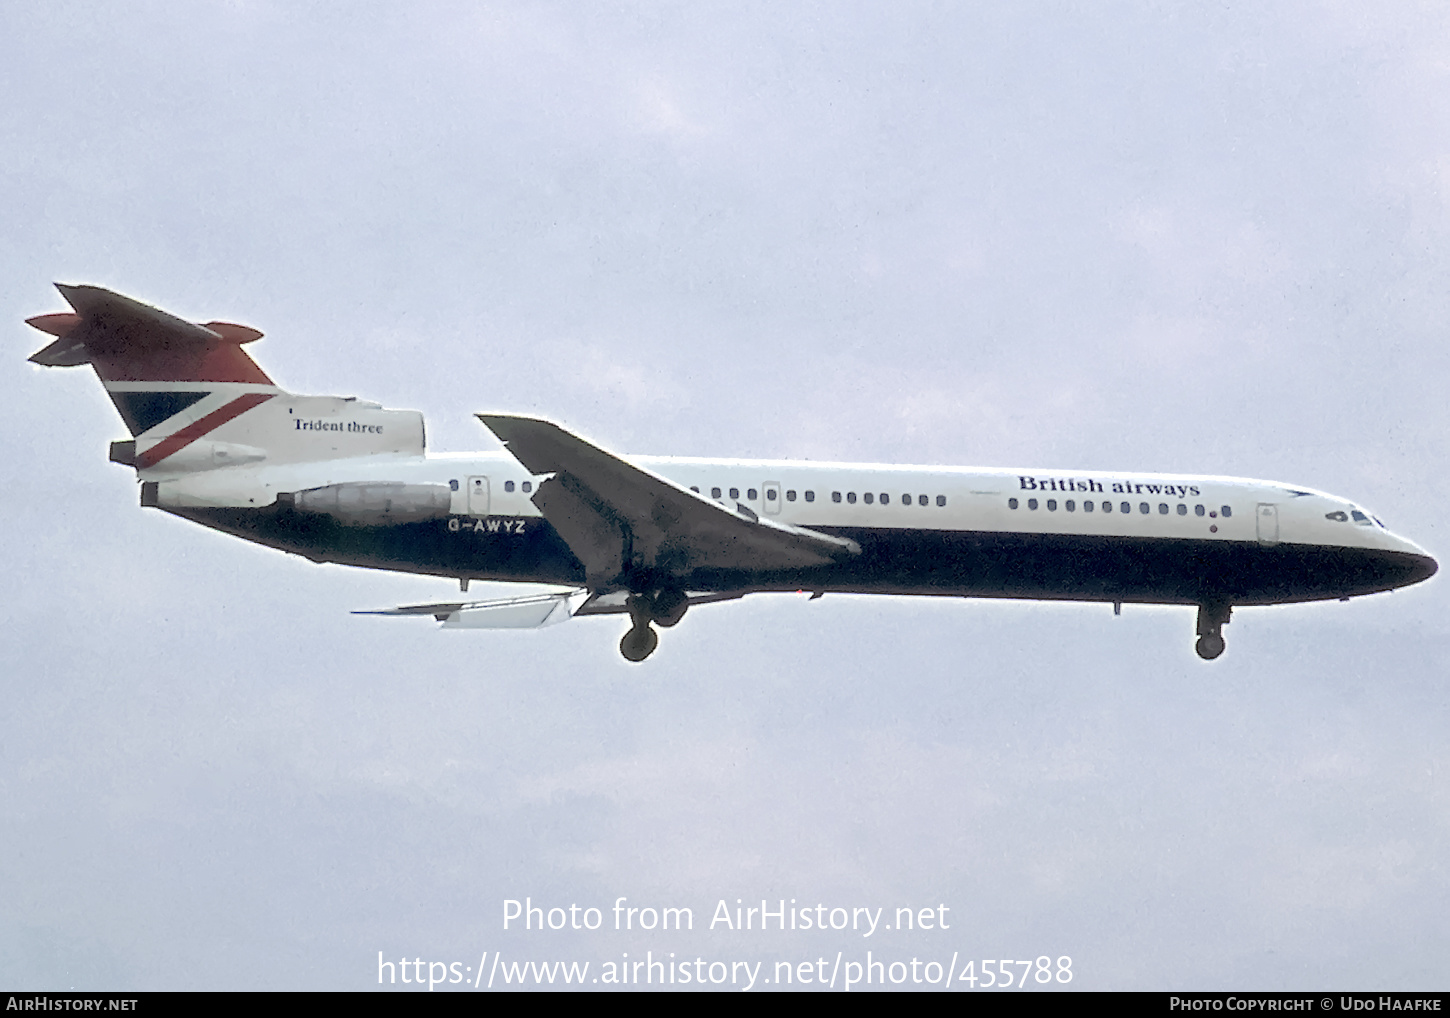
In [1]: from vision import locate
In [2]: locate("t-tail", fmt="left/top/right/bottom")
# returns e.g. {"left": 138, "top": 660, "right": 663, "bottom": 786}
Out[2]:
{"left": 26, "top": 284, "right": 425, "bottom": 484}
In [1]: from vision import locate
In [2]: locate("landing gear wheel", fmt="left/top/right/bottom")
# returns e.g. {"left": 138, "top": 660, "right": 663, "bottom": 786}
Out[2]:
{"left": 651, "top": 588, "right": 689, "bottom": 628}
{"left": 1195, "top": 634, "right": 1226, "bottom": 660}
{"left": 620, "top": 624, "right": 659, "bottom": 662}
{"left": 1194, "top": 602, "right": 1231, "bottom": 662}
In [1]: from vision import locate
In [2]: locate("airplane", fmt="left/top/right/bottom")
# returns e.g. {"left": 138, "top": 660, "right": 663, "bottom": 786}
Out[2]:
{"left": 26, "top": 284, "right": 1437, "bottom": 662}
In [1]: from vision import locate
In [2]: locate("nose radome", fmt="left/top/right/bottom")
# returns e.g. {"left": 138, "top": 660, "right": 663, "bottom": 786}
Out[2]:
{"left": 1405, "top": 552, "right": 1438, "bottom": 587}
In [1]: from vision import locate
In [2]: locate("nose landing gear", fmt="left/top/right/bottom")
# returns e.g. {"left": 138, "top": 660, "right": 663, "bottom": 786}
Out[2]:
{"left": 1195, "top": 603, "right": 1231, "bottom": 660}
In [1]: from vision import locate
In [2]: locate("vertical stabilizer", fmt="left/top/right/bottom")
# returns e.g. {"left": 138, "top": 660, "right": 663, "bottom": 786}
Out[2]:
{"left": 27, "top": 284, "right": 425, "bottom": 478}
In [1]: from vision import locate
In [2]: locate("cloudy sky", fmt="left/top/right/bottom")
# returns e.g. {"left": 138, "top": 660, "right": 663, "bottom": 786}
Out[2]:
{"left": 2, "top": 0, "right": 1448, "bottom": 990}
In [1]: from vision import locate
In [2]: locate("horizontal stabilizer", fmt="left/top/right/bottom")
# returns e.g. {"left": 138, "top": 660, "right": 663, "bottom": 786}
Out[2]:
{"left": 25, "top": 312, "right": 82, "bottom": 337}
{"left": 202, "top": 322, "right": 264, "bottom": 344}
{"left": 26, "top": 312, "right": 92, "bottom": 366}
{"left": 28, "top": 335, "right": 92, "bottom": 367}
{"left": 25, "top": 284, "right": 271, "bottom": 384}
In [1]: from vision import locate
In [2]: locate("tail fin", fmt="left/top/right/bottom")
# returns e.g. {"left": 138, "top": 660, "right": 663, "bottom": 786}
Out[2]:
{"left": 27, "top": 284, "right": 276, "bottom": 438}
{"left": 28, "top": 284, "right": 425, "bottom": 479}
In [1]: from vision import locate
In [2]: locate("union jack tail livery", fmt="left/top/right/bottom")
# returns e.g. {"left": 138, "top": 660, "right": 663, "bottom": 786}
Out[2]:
{"left": 29, "top": 284, "right": 423, "bottom": 477}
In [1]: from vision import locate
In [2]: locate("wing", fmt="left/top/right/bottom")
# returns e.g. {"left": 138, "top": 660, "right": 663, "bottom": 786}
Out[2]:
{"left": 476, "top": 414, "right": 859, "bottom": 588}
{"left": 355, "top": 588, "right": 747, "bottom": 628}
{"left": 355, "top": 589, "right": 587, "bottom": 628}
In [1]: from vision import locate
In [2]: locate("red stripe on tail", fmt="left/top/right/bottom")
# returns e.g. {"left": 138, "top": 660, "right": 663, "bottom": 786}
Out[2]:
{"left": 135, "top": 393, "right": 274, "bottom": 469}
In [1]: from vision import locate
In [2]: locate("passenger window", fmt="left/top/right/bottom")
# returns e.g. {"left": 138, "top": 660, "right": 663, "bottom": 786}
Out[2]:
{"left": 1221, "top": 506, "right": 1233, "bottom": 518}
{"left": 880, "top": 493, "right": 889, "bottom": 504}
{"left": 785, "top": 490, "right": 796, "bottom": 501}
{"left": 522, "top": 481, "right": 532, "bottom": 493}
{"left": 805, "top": 491, "right": 815, "bottom": 502}
{"left": 936, "top": 495, "right": 946, "bottom": 506}
{"left": 449, "top": 479, "right": 459, "bottom": 491}
{"left": 691, "top": 486, "right": 700, "bottom": 493}
{"left": 1121, "top": 502, "right": 1131, "bottom": 514}
{"left": 1084, "top": 500, "right": 1094, "bottom": 512}
{"left": 1047, "top": 499, "right": 1057, "bottom": 511}
{"left": 1158, "top": 503, "right": 1168, "bottom": 514}
{"left": 1102, "top": 501, "right": 1111, "bottom": 513}
{"left": 1176, "top": 504, "right": 1187, "bottom": 515}
{"left": 504, "top": 480, "right": 515, "bottom": 492}
{"left": 1195, "top": 504, "right": 1205, "bottom": 517}
{"left": 863, "top": 492, "right": 874, "bottom": 504}
{"left": 903, "top": 494, "right": 913, "bottom": 505}
{"left": 1028, "top": 498, "right": 1039, "bottom": 510}
{"left": 832, "top": 492, "right": 841, "bottom": 503}
{"left": 747, "top": 488, "right": 758, "bottom": 500}
{"left": 1066, "top": 500, "right": 1075, "bottom": 512}
{"left": 711, "top": 487, "right": 722, "bottom": 499}
{"left": 1009, "top": 497, "right": 1019, "bottom": 509}
{"left": 729, "top": 487, "right": 739, "bottom": 500}
{"left": 847, "top": 492, "right": 857, "bottom": 504}
{"left": 919, "top": 494, "right": 928, "bottom": 505}
{"left": 1139, "top": 503, "right": 1149, "bottom": 514}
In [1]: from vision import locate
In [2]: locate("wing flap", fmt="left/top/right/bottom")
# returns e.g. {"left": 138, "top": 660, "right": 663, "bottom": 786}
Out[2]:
{"left": 356, "top": 588, "right": 745, "bottom": 626}
{"left": 355, "top": 589, "right": 587, "bottom": 628}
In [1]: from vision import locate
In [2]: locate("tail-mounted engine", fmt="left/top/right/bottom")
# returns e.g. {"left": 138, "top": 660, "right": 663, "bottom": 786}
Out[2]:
{"left": 277, "top": 482, "right": 453, "bottom": 527}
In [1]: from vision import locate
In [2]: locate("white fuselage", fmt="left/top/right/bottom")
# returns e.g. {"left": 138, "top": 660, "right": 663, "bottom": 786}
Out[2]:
{"left": 152, "top": 448, "right": 1426, "bottom": 565}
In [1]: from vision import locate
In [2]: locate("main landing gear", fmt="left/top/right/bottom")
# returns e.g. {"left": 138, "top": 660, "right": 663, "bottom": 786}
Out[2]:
{"left": 618, "top": 589, "right": 690, "bottom": 662}
{"left": 620, "top": 620, "right": 659, "bottom": 662}
{"left": 1195, "top": 603, "right": 1231, "bottom": 660}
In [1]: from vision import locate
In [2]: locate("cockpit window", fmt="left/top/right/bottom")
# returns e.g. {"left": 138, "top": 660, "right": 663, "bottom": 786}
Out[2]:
{"left": 1350, "top": 510, "right": 1372, "bottom": 525}
{"left": 1325, "top": 511, "right": 1348, "bottom": 522}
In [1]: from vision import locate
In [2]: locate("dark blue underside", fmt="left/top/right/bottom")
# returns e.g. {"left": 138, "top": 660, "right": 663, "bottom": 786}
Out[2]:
{"left": 173, "top": 506, "right": 1434, "bottom": 606}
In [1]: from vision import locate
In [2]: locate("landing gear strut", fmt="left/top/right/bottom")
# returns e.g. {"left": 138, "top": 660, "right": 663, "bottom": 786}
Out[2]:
{"left": 1195, "top": 603, "right": 1231, "bottom": 660}
{"left": 619, "top": 593, "right": 661, "bottom": 662}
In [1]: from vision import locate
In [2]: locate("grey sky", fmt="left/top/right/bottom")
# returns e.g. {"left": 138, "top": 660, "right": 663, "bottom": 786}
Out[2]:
{"left": 2, "top": 0, "right": 1447, "bottom": 990}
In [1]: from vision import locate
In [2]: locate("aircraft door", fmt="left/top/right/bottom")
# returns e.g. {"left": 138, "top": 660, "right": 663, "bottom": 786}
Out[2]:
{"left": 468, "top": 476, "right": 490, "bottom": 517}
{"left": 763, "top": 481, "right": 782, "bottom": 515}
{"left": 1256, "top": 503, "right": 1279, "bottom": 545}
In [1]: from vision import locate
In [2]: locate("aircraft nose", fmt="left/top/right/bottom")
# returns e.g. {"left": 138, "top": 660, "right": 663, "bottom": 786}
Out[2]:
{"left": 1403, "top": 552, "right": 1438, "bottom": 587}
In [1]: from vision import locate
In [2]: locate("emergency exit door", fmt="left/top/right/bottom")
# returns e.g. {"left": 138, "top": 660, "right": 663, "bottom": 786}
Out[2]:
{"left": 1256, "top": 503, "right": 1279, "bottom": 545}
